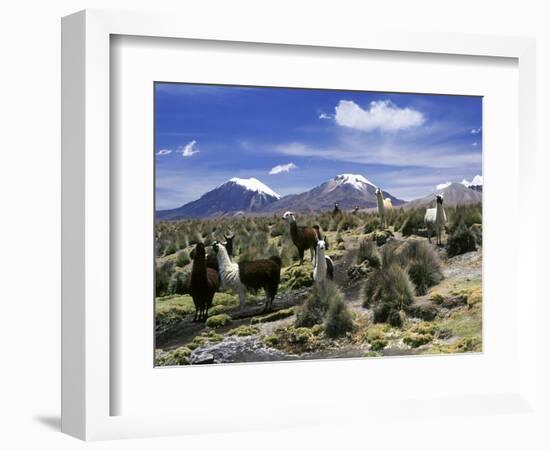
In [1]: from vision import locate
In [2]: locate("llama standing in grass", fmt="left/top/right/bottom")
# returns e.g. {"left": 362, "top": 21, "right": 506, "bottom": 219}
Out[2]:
{"left": 282, "top": 211, "right": 321, "bottom": 265}
{"left": 188, "top": 243, "right": 220, "bottom": 322}
{"left": 424, "top": 194, "right": 447, "bottom": 245}
{"left": 213, "top": 242, "right": 282, "bottom": 312}
{"left": 313, "top": 240, "right": 334, "bottom": 288}
{"left": 375, "top": 187, "right": 393, "bottom": 228}
{"left": 332, "top": 202, "right": 342, "bottom": 218}
{"left": 352, "top": 205, "right": 360, "bottom": 215}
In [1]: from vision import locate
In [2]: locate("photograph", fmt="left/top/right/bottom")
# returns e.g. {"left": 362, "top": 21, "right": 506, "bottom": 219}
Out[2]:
{"left": 154, "top": 83, "right": 483, "bottom": 366}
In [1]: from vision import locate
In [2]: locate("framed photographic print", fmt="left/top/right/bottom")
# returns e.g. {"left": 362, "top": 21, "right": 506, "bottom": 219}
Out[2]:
{"left": 62, "top": 9, "right": 539, "bottom": 441}
{"left": 153, "top": 82, "right": 484, "bottom": 367}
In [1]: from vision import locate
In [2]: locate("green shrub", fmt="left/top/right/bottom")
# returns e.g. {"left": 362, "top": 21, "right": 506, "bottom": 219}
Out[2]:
{"left": 281, "top": 264, "right": 313, "bottom": 290}
{"left": 363, "top": 217, "right": 381, "bottom": 233}
{"left": 324, "top": 286, "right": 353, "bottom": 338}
{"left": 366, "top": 325, "right": 388, "bottom": 351}
{"left": 228, "top": 325, "right": 260, "bottom": 336}
{"left": 295, "top": 283, "right": 352, "bottom": 338}
{"left": 448, "top": 204, "right": 482, "bottom": 234}
{"left": 169, "top": 271, "right": 188, "bottom": 295}
{"left": 397, "top": 240, "right": 443, "bottom": 295}
{"left": 205, "top": 314, "right": 232, "bottom": 328}
{"left": 357, "top": 239, "right": 380, "bottom": 268}
{"left": 470, "top": 223, "right": 482, "bottom": 246}
{"left": 363, "top": 264, "right": 414, "bottom": 326}
{"left": 164, "top": 243, "right": 178, "bottom": 256}
{"left": 155, "top": 267, "right": 170, "bottom": 297}
{"left": 251, "top": 308, "right": 295, "bottom": 324}
{"left": 447, "top": 223, "right": 477, "bottom": 257}
{"left": 155, "top": 346, "right": 192, "bottom": 366}
{"left": 295, "top": 285, "right": 326, "bottom": 327}
{"left": 337, "top": 214, "right": 361, "bottom": 231}
{"left": 175, "top": 251, "right": 191, "bottom": 267}
{"left": 399, "top": 209, "right": 425, "bottom": 236}
{"left": 403, "top": 332, "right": 432, "bottom": 348}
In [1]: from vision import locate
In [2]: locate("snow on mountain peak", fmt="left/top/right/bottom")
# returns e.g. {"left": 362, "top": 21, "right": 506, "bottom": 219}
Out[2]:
{"left": 329, "top": 173, "right": 375, "bottom": 192}
{"left": 228, "top": 177, "right": 281, "bottom": 199}
{"left": 461, "top": 175, "right": 483, "bottom": 187}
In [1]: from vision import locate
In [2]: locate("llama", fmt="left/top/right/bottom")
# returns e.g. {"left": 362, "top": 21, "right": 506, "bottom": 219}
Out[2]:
{"left": 375, "top": 187, "right": 393, "bottom": 228}
{"left": 332, "top": 202, "right": 342, "bottom": 218}
{"left": 424, "top": 194, "right": 447, "bottom": 245}
{"left": 213, "top": 242, "right": 282, "bottom": 312}
{"left": 282, "top": 211, "right": 321, "bottom": 264}
{"left": 313, "top": 240, "right": 334, "bottom": 287}
{"left": 188, "top": 243, "right": 220, "bottom": 322}
{"left": 191, "top": 233, "right": 235, "bottom": 271}
{"left": 352, "top": 205, "right": 360, "bottom": 215}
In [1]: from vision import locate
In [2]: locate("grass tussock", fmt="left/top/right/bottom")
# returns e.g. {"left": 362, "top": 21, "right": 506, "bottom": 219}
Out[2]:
{"left": 251, "top": 307, "right": 295, "bottom": 324}
{"left": 363, "top": 264, "right": 414, "bottom": 327}
{"left": 447, "top": 223, "right": 477, "bottom": 257}
{"left": 205, "top": 313, "right": 232, "bottom": 328}
{"left": 295, "top": 283, "right": 353, "bottom": 338}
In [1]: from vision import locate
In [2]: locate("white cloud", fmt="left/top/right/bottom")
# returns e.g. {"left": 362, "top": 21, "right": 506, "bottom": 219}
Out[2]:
{"left": 273, "top": 139, "right": 481, "bottom": 170}
{"left": 472, "top": 141, "right": 478, "bottom": 147}
{"left": 334, "top": 100, "right": 425, "bottom": 132}
{"left": 156, "top": 149, "right": 172, "bottom": 156}
{"left": 471, "top": 127, "right": 482, "bottom": 134}
{"left": 436, "top": 181, "right": 452, "bottom": 190}
{"left": 319, "top": 113, "right": 332, "bottom": 120}
{"left": 182, "top": 140, "right": 199, "bottom": 157}
{"left": 269, "top": 162, "right": 298, "bottom": 175}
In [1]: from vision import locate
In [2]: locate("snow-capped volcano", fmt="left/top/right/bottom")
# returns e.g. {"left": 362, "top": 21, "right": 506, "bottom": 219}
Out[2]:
{"left": 461, "top": 175, "right": 483, "bottom": 190}
{"left": 261, "top": 173, "right": 404, "bottom": 213}
{"left": 228, "top": 177, "right": 281, "bottom": 199}
{"left": 156, "top": 177, "right": 280, "bottom": 219}
{"left": 326, "top": 174, "right": 376, "bottom": 193}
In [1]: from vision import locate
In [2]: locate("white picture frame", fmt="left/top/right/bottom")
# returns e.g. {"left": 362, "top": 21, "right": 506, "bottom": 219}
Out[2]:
{"left": 61, "top": 9, "right": 538, "bottom": 441}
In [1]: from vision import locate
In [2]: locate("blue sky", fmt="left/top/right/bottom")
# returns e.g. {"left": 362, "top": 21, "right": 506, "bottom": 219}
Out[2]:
{"left": 155, "top": 83, "right": 482, "bottom": 210}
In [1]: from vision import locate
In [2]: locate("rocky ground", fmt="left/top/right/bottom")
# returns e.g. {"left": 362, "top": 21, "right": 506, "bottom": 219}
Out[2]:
{"left": 155, "top": 229, "right": 482, "bottom": 366}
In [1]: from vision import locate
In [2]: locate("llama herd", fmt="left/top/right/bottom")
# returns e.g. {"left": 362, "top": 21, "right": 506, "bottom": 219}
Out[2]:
{"left": 185, "top": 189, "right": 447, "bottom": 322}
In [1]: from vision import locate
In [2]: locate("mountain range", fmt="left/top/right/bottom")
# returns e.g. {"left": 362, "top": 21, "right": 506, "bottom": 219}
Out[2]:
{"left": 404, "top": 182, "right": 483, "bottom": 209}
{"left": 156, "top": 173, "right": 482, "bottom": 220}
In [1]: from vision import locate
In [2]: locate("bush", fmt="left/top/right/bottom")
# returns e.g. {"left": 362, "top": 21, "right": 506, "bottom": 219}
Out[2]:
{"left": 366, "top": 325, "right": 388, "bottom": 351}
{"left": 164, "top": 243, "right": 178, "bottom": 256}
{"left": 169, "top": 271, "right": 188, "bottom": 295}
{"left": 155, "top": 346, "right": 192, "bottom": 366}
{"left": 251, "top": 307, "right": 295, "bottom": 324}
{"left": 357, "top": 239, "right": 381, "bottom": 268}
{"left": 175, "top": 251, "right": 191, "bottom": 268}
{"left": 470, "top": 223, "right": 482, "bottom": 246}
{"left": 363, "top": 217, "right": 381, "bottom": 233}
{"left": 363, "top": 264, "right": 414, "bottom": 326}
{"left": 295, "top": 283, "right": 353, "bottom": 338}
{"left": 337, "top": 214, "right": 361, "bottom": 231}
{"left": 399, "top": 209, "right": 425, "bottom": 236}
{"left": 403, "top": 332, "right": 432, "bottom": 348}
{"left": 376, "top": 240, "right": 443, "bottom": 296}
{"left": 295, "top": 283, "right": 336, "bottom": 327}
{"left": 155, "top": 267, "right": 170, "bottom": 297}
{"left": 205, "top": 314, "right": 232, "bottom": 328}
{"left": 446, "top": 223, "right": 477, "bottom": 257}
{"left": 324, "top": 287, "right": 353, "bottom": 338}
{"left": 281, "top": 264, "right": 313, "bottom": 290}
{"left": 448, "top": 205, "right": 482, "bottom": 234}
{"left": 396, "top": 240, "right": 443, "bottom": 295}
{"left": 228, "top": 325, "right": 260, "bottom": 336}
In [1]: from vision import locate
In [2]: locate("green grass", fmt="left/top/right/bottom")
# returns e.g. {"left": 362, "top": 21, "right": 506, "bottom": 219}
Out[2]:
{"left": 205, "top": 314, "right": 232, "bottom": 328}
{"left": 251, "top": 307, "right": 295, "bottom": 324}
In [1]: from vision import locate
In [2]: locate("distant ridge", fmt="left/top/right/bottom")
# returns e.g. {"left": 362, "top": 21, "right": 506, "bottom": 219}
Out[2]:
{"left": 405, "top": 182, "right": 482, "bottom": 209}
